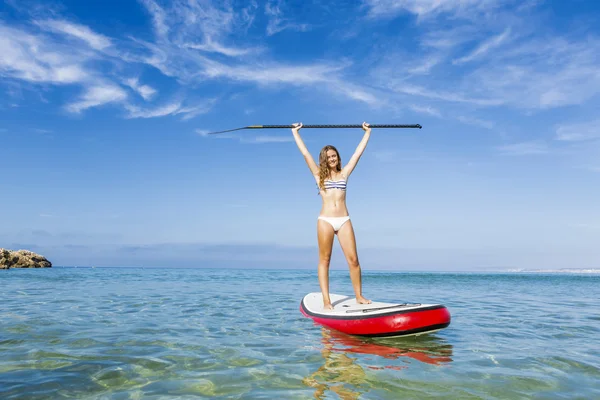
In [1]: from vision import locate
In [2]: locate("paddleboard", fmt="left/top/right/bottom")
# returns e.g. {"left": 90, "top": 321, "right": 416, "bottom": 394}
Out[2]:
{"left": 300, "top": 292, "right": 451, "bottom": 338}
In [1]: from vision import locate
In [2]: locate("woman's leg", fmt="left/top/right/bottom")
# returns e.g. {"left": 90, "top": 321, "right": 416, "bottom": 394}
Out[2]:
{"left": 317, "top": 219, "right": 336, "bottom": 309}
{"left": 337, "top": 220, "right": 371, "bottom": 304}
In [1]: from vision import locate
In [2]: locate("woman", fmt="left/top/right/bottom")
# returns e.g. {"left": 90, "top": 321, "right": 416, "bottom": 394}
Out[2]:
{"left": 292, "top": 122, "right": 372, "bottom": 310}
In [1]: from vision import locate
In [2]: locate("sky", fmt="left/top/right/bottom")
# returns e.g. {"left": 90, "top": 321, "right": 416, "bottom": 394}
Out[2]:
{"left": 1, "top": 0, "right": 599, "bottom": 270}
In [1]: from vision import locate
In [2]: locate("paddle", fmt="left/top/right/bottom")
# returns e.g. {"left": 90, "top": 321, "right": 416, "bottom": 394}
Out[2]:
{"left": 205, "top": 123, "right": 422, "bottom": 135}
{"left": 344, "top": 303, "right": 423, "bottom": 313}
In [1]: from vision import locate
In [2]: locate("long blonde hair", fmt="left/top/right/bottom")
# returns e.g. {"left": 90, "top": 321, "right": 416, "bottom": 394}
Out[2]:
{"left": 318, "top": 145, "right": 342, "bottom": 191}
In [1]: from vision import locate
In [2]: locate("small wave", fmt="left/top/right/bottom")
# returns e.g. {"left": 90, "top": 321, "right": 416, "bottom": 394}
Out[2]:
{"left": 506, "top": 268, "right": 600, "bottom": 274}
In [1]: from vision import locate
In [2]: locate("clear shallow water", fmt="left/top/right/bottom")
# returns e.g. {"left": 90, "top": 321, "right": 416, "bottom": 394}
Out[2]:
{"left": 1, "top": 268, "right": 599, "bottom": 399}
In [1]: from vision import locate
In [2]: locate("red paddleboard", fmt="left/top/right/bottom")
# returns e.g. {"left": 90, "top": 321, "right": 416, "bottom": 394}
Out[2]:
{"left": 300, "top": 292, "right": 451, "bottom": 338}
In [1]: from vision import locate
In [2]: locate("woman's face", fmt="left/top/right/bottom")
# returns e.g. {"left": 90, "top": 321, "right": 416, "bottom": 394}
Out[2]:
{"left": 326, "top": 149, "right": 338, "bottom": 169}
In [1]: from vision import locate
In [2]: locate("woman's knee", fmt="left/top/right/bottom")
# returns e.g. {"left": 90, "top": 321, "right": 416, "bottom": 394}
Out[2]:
{"left": 319, "top": 253, "right": 332, "bottom": 265}
{"left": 347, "top": 255, "right": 360, "bottom": 268}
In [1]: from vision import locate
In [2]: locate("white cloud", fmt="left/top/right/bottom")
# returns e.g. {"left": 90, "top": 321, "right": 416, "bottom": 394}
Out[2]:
{"left": 139, "top": 0, "right": 169, "bottom": 39}
{"left": 407, "top": 56, "right": 442, "bottom": 74}
{"left": 0, "top": 25, "right": 89, "bottom": 84}
{"left": 66, "top": 85, "right": 127, "bottom": 113}
{"left": 410, "top": 105, "right": 442, "bottom": 117}
{"left": 327, "top": 81, "right": 381, "bottom": 106}
{"left": 196, "top": 129, "right": 293, "bottom": 144}
{"left": 363, "top": 0, "right": 505, "bottom": 20}
{"left": 390, "top": 83, "right": 502, "bottom": 106}
{"left": 464, "top": 36, "right": 600, "bottom": 110}
{"left": 39, "top": 213, "right": 57, "bottom": 218}
{"left": 4, "top": 0, "right": 597, "bottom": 127}
{"left": 139, "top": 0, "right": 260, "bottom": 56}
{"left": 457, "top": 116, "right": 494, "bottom": 129}
{"left": 125, "top": 102, "right": 180, "bottom": 118}
{"left": 200, "top": 60, "right": 347, "bottom": 86}
{"left": 555, "top": 120, "right": 600, "bottom": 142}
{"left": 452, "top": 28, "right": 511, "bottom": 64}
{"left": 176, "top": 102, "right": 215, "bottom": 120}
{"left": 125, "top": 99, "right": 214, "bottom": 119}
{"left": 420, "top": 25, "right": 480, "bottom": 49}
{"left": 265, "top": 0, "right": 311, "bottom": 36}
{"left": 248, "top": 135, "right": 294, "bottom": 143}
{"left": 497, "top": 140, "right": 549, "bottom": 155}
{"left": 184, "top": 40, "right": 263, "bottom": 57}
{"left": 36, "top": 20, "right": 112, "bottom": 51}
{"left": 124, "top": 78, "right": 157, "bottom": 100}
{"left": 372, "top": 17, "right": 600, "bottom": 112}
{"left": 372, "top": 150, "right": 396, "bottom": 162}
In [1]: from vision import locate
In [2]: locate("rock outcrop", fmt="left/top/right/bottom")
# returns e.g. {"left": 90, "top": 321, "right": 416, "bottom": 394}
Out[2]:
{"left": 0, "top": 249, "right": 52, "bottom": 269}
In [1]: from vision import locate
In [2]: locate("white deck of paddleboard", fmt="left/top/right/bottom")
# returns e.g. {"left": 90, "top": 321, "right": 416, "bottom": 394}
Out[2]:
{"left": 302, "top": 292, "right": 439, "bottom": 317}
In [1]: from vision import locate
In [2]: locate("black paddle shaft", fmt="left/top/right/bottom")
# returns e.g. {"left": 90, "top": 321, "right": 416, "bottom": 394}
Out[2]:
{"left": 255, "top": 124, "right": 422, "bottom": 129}
{"left": 207, "top": 123, "right": 422, "bottom": 135}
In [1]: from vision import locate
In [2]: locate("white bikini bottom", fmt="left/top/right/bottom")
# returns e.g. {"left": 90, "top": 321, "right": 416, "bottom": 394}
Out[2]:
{"left": 317, "top": 216, "right": 350, "bottom": 232}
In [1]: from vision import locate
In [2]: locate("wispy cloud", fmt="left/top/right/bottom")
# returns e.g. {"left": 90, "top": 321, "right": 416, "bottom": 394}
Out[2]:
{"left": 265, "top": 0, "right": 311, "bottom": 36}
{"left": 125, "top": 101, "right": 181, "bottom": 118}
{"left": 555, "top": 120, "right": 600, "bottom": 142}
{"left": 464, "top": 37, "right": 600, "bottom": 109}
{"left": 3, "top": 0, "right": 599, "bottom": 126}
{"left": 66, "top": 84, "right": 127, "bottom": 113}
{"left": 202, "top": 61, "right": 347, "bottom": 85}
{"left": 497, "top": 140, "right": 549, "bottom": 156}
{"left": 366, "top": 2, "right": 600, "bottom": 113}
{"left": 183, "top": 40, "right": 263, "bottom": 57}
{"left": 372, "top": 150, "right": 396, "bottom": 162}
{"left": 196, "top": 129, "right": 292, "bottom": 144}
{"left": 124, "top": 78, "right": 157, "bottom": 100}
{"left": 0, "top": 24, "right": 90, "bottom": 84}
{"left": 249, "top": 135, "right": 295, "bottom": 143}
{"left": 129, "top": 0, "right": 366, "bottom": 106}
{"left": 457, "top": 115, "right": 494, "bottom": 129}
{"left": 35, "top": 19, "right": 112, "bottom": 51}
{"left": 407, "top": 56, "right": 442, "bottom": 75}
{"left": 139, "top": 0, "right": 169, "bottom": 39}
{"left": 363, "top": 0, "right": 505, "bottom": 20}
{"left": 390, "top": 83, "right": 502, "bottom": 106}
{"left": 452, "top": 28, "right": 511, "bottom": 65}
{"left": 39, "top": 213, "right": 57, "bottom": 218}
{"left": 420, "top": 25, "right": 480, "bottom": 50}
{"left": 410, "top": 104, "right": 441, "bottom": 117}
{"left": 125, "top": 99, "right": 214, "bottom": 119}
{"left": 139, "top": 0, "right": 261, "bottom": 56}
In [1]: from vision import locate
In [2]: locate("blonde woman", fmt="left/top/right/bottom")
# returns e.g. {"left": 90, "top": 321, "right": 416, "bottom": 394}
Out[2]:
{"left": 292, "top": 122, "right": 372, "bottom": 310}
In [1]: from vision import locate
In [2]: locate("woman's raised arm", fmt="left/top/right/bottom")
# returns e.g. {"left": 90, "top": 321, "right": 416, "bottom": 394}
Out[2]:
{"left": 291, "top": 122, "right": 319, "bottom": 176}
{"left": 342, "top": 122, "right": 371, "bottom": 178}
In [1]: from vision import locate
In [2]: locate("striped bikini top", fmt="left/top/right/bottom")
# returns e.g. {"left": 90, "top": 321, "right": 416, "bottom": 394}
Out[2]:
{"left": 317, "top": 175, "right": 347, "bottom": 193}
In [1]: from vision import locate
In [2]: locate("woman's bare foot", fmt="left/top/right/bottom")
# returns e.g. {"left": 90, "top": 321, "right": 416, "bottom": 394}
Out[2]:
{"left": 323, "top": 303, "right": 334, "bottom": 310}
{"left": 357, "top": 296, "right": 372, "bottom": 304}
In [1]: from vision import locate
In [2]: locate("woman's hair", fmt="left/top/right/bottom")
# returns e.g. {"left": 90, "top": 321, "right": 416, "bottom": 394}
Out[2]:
{"left": 318, "top": 145, "right": 342, "bottom": 191}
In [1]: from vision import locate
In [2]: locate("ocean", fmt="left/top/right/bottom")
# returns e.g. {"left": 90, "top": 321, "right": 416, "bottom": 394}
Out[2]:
{"left": 1, "top": 267, "right": 599, "bottom": 399}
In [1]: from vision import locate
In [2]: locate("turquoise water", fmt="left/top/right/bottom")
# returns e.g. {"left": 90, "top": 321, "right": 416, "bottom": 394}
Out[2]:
{"left": 1, "top": 267, "right": 599, "bottom": 399}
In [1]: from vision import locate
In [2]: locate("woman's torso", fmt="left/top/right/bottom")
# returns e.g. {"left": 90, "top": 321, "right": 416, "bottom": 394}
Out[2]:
{"left": 315, "top": 174, "right": 349, "bottom": 217}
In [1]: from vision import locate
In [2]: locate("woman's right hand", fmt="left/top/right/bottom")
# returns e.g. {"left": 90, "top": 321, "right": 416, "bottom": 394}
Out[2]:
{"left": 291, "top": 122, "right": 303, "bottom": 134}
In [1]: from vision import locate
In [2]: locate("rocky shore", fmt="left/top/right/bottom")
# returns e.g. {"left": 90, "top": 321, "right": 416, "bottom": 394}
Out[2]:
{"left": 0, "top": 249, "right": 52, "bottom": 269}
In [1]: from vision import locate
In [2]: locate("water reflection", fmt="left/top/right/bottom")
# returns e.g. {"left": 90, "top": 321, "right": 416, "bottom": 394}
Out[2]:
{"left": 303, "top": 328, "right": 453, "bottom": 399}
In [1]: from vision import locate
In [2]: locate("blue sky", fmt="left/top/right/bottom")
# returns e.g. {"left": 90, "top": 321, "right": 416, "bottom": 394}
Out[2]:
{"left": 1, "top": 0, "right": 599, "bottom": 270}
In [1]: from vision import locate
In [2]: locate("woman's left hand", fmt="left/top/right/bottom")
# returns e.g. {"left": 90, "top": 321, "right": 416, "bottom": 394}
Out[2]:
{"left": 362, "top": 122, "right": 371, "bottom": 133}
